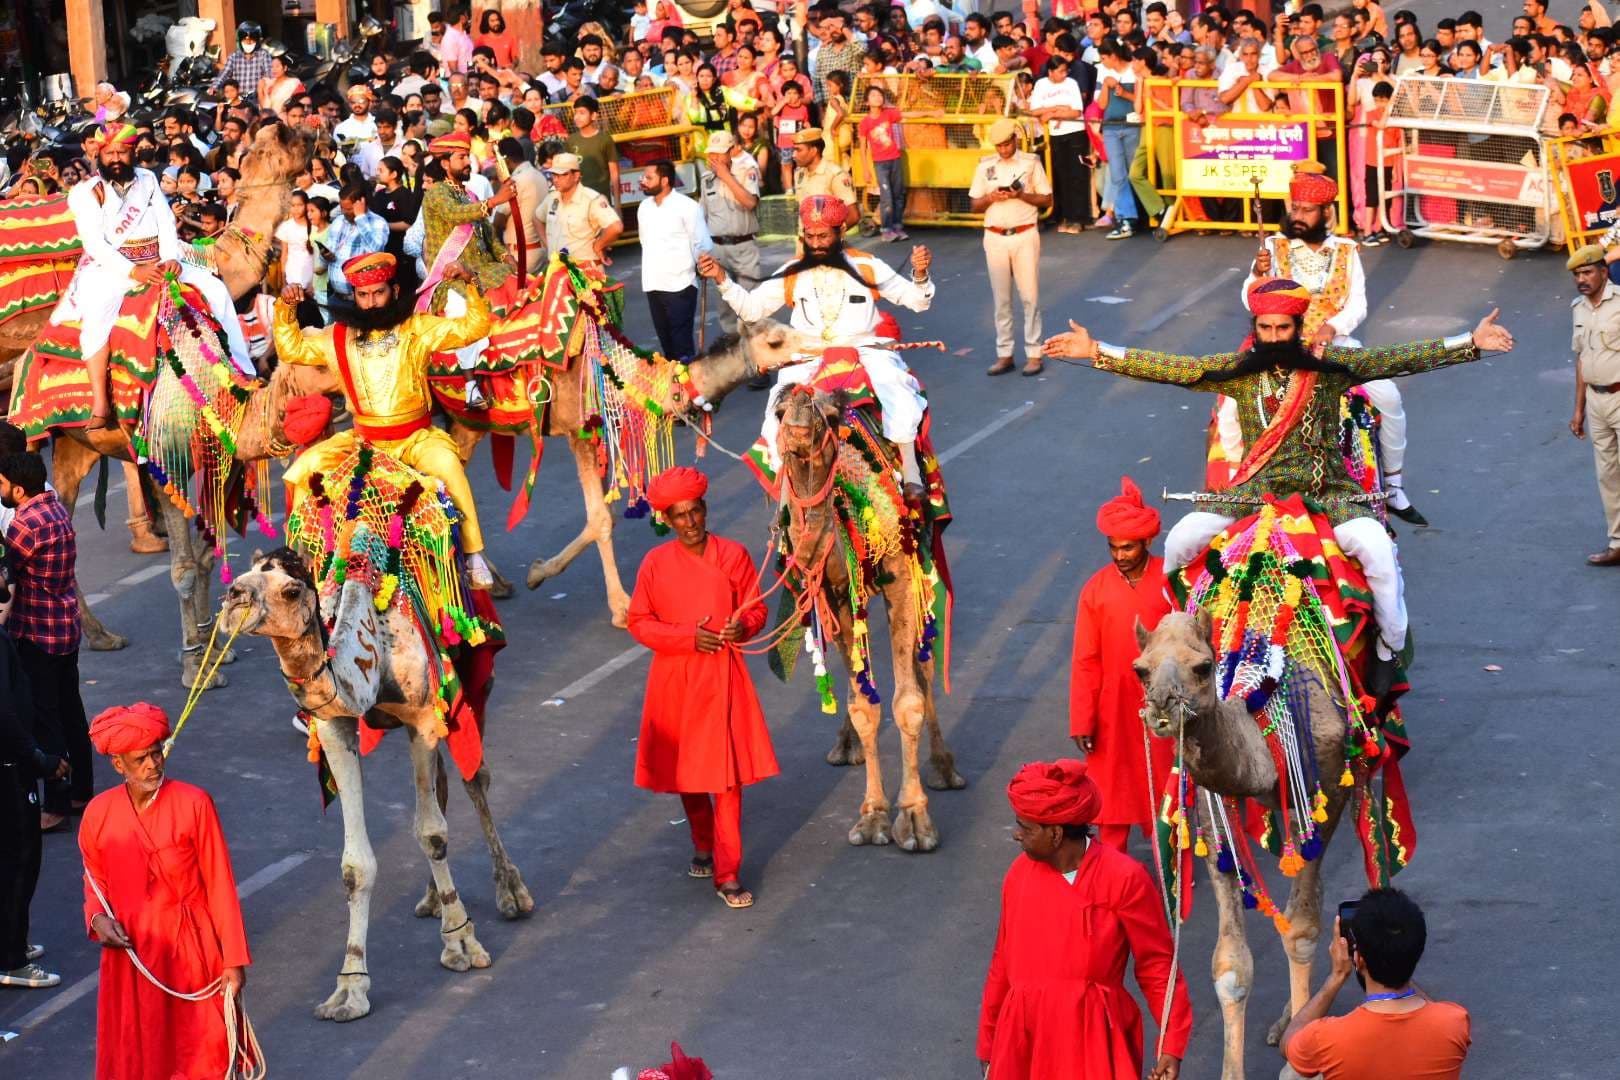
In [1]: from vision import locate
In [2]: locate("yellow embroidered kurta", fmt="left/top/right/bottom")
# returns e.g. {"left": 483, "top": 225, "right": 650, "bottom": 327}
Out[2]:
{"left": 272, "top": 291, "right": 492, "bottom": 552}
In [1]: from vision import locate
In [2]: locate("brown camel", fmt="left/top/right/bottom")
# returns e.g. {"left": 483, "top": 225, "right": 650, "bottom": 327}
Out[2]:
{"left": 222, "top": 547, "right": 533, "bottom": 1023}
{"left": 1134, "top": 610, "right": 1354, "bottom": 1080}
{"left": 446, "top": 321, "right": 803, "bottom": 626}
{"left": 773, "top": 386, "right": 965, "bottom": 853}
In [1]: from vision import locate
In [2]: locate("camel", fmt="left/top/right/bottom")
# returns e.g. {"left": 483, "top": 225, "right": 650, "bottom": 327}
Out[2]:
{"left": 445, "top": 320, "right": 803, "bottom": 625}
{"left": 773, "top": 385, "right": 965, "bottom": 853}
{"left": 222, "top": 547, "right": 533, "bottom": 1023}
{"left": 1134, "top": 609, "right": 1355, "bottom": 1080}
{"left": 8, "top": 121, "right": 314, "bottom": 669}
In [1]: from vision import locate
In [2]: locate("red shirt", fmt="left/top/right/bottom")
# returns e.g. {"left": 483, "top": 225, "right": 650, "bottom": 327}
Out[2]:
{"left": 5, "top": 490, "right": 78, "bottom": 654}
{"left": 859, "top": 106, "right": 905, "bottom": 162}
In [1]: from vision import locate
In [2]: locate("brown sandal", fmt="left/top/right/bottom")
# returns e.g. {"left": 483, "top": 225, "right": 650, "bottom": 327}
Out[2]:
{"left": 688, "top": 855, "right": 714, "bottom": 879}
{"left": 716, "top": 882, "right": 754, "bottom": 909}
{"left": 84, "top": 412, "right": 117, "bottom": 431}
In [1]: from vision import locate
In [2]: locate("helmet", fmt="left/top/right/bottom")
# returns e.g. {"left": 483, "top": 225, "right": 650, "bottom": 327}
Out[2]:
{"left": 237, "top": 21, "right": 263, "bottom": 42}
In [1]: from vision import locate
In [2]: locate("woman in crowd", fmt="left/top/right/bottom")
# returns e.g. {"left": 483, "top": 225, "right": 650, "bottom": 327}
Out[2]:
{"left": 1096, "top": 38, "right": 1142, "bottom": 240}
{"left": 734, "top": 112, "right": 775, "bottom": 189}
{"left": 1029, "top": 55, "right": 1091, "bottom": 233}
{"left": 1394, "top": 21, "right": 1426, "bottom": 74}
{"left": 725, "top": 44, "right": 775, "bottom": 108}
{"left": 259, "top": 53, "right": 304, "bottom": 116}
{"left": 1127, "top": 46, "right": 1174, "bottom": 232}
{"left": 689, "top": 62, "right": 758, "bottom": 155}
{"left": 824, "top": 70, "right": 855, "bottom": 170}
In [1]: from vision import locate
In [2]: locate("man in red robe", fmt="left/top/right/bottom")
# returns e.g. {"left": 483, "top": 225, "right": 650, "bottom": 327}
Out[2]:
{"left": 79, "top": 703, "right": 254, "bottom": 1080}
{"left": 628, "top": 467, "right": 779, "bottom": 909}
{"left": 1070, "top": 476, "right": 1176, "bottom": 852}
{"left": 978, "top": 759, "right": 1192, "bottom": 1080}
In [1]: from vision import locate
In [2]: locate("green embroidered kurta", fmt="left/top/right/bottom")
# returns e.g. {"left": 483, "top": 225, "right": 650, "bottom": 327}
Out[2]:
{"left": 1094, "top": 338, "right": 1479, "bottom": 524}
{"left": 421, "top": 181, "right": 511, "bottom": 294}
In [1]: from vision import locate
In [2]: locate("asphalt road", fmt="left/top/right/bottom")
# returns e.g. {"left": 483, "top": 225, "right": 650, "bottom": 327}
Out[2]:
{"left": 1, "top": 196, "right": 1613, "bottom": 1077}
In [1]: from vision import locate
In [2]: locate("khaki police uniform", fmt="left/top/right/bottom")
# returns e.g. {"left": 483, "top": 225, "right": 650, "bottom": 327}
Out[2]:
{"left": 969, "top": 150, "right": 1051, "bottom": 363}
{"left": 699, "top": 149, "right": 764, "bottom": 335}
{"left": 1573, "top": 280, "right": 1620, "bottom": 550}
{"left": 541, "top": 184, "right": 620, "bottom": 267}
{"left": 793, "top": 156, "right": 858, "bottom": 222}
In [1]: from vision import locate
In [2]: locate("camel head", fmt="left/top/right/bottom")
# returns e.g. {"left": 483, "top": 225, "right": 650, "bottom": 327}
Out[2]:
{"left": 1134, "top": 609, "right": 1219, "bottom": 738}
{"left": 774, "top": 383, "right": 844, "bottom": 468}
{"left": 222, "top": 546, "right": 321, "bottom": 640}
{"left": 672, "top": 320, "right": 801, "bottom": 415}
{"left": 741, "top": 319, "right": 806, "bottom": 375}
{"left": 240, "top": 120, "right": 314, "bottom": 186}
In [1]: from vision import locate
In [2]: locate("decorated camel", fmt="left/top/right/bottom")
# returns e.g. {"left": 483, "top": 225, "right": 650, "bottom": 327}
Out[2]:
{"left": 1133, "top": 498, "right": 1419, "bottom": 1080}
{"left": 4, "top": 121, "right": 317, "bottom": 674}
{"left": 764, "top": 377, "right": 965, "bottom": 853}
{"left": 222, "top": 448, "right": 532, "bottom": 1022}
{"left": 431, "top": 259, "right": 802, "bottom": 624}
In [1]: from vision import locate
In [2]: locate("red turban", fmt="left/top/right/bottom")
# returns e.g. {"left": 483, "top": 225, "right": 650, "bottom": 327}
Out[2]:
{"left": 1289, "top": 161, "right": 1338, "bottom": 206}
{"left": 646, "top": 466, "right": 708, "bottom": 511}
{"left": 428, "top": 132, "right": 472, "bottom": 158}
{"left": 1247, "top": 277, "right": 1312, "bottom": 318}
{"left": 283, "top": 394, "right": 333, "bottom": 447}
{"left": 1007, "top": 759, "right": 1103, "bottom": 825}
{"left": 800, "top": 194, "right": 849, "bottom": 230}
{"left": 649, "top": 1043, "right": 712, "bottom": 1080}
{"left": 1095, "top": 476, "right": 1161, "bottom": 540}
{"left": 343, "top": 251, "right": 396, "bottom": 286}
{"left": 89, "top": 702, "right": 171, "bottom": 756}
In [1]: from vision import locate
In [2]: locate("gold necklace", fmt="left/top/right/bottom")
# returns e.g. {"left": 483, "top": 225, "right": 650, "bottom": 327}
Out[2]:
{"left": 811, "top": 266, "right": 847, "bottom": 342}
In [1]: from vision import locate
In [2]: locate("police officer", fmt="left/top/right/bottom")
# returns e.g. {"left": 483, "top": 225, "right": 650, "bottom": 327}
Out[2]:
{"left": 1569, "top": 244, "right": 1620, "bottom": 566}
{"left": 970, "top": 118, "right": 1052, "bottom": 377}
{"left": 791, "top": 128, "right": 858, "bottom": 228}
{"left": 540, "top": 152, "right": 624, "bottom": 269}
{"left": 698, "top": 131, "right": 763, "bottom": 342}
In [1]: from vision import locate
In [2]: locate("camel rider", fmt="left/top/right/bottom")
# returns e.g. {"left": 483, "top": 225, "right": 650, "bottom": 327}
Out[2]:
{"left": 697, "top": 195, "right": 935, "bottom": 502}
{"left": 52, "top": 123, "right": 253, "bottom": 432}
{"left": 420, "top": 131, "right": 517, "bottom": 411}
{"left": 1236, "top": 162, "right": 1427, "bottom": 526}
{"left": 274, "top": 253, "right": 496, "bottom": 589}
{"left": 1043, "top": 279, "right": 1515, "bottom": 688}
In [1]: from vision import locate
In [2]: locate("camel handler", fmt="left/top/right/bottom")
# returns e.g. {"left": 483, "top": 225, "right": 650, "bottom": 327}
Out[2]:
{"left": 1237, "top": 161, "right": 1426, "bottom": 526}
{"left": 977, "top": 759, "right": 1192, "bottom": 1080}
{"left": 626, "top": 467, "right": 778, "bottom": 910}
{"left": 1069, "top": 477, "right": 1176, "bottom": 853}
{"left": 697, "top": 195, "right": 936, "bottom": 502}
{"left": 79, "top": 703, "right": 255, "bottom": 1080}
{"left": 791, "top": 128, "right": 857, "bottom": 229}
{"left": 51, "top": 123, "right": 253, "bottom": 434}
{"left": 971, "top": 118, "right": 1052, "bottom": 378}
{"left": 1043, "top": 279, "right": 1516, "bottom": 693}
{"left": 420, "top": 130, "right": 517, "bottom": 410}
{"left": 275, "top": 252, "right": 497, "bottom": 588}
{"left": 539, "top": 152, "right": 624, "bottom": 272}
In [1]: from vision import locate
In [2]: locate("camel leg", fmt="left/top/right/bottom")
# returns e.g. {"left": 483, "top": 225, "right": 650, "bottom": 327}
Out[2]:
{"left": 918, "top": 657, "right": 966, "bottom": 790}
{"left": 165, "top": 498, "right": 226, "bottom": 690}
{"left": 461, "top": 764, "right": 534, "bottom": 919}
{"left": 844, "top": 692, "right": 891, "bottom": 847}
{"left": 313, "top": 718, "right": 374, "bottom": 1022}
{"left": 525, "top": 437, "right": 630, "bottom": 628}
{"left": 825, "top": 715, "right": 864, "bottom": 766}
{"left": 48, "top": 439, "right": 129, "bottom": 652}
{"left": 887, "top": 632, "right": 938, "bottom": 853}
{"left": 1204, "top": 845, "right": 1255, "bottom": 1080}
{"left": 408, "top": 730, "right": 492, "bottom": 973}
{"left": 415, "top": 750, "right": 451, "bottom": 919}
{"left": 1268, "top": 795, "right": 1351, "bottom": 1046}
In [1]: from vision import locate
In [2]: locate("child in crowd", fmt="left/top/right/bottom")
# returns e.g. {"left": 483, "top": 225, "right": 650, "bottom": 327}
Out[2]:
{"left": 858, "top": 85, "right": 908, "bottom": 241}
{"left": 774, "top": 80, "right": 813, "bottom": 192}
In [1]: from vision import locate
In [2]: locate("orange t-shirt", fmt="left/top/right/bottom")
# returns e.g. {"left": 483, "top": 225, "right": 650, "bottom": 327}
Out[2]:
{"left": 1286, "top": 1001, "right": 1471, "bottom": 1080}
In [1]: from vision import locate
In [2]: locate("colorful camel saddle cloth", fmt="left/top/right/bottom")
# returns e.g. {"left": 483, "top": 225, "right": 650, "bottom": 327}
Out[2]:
{"left": 284, "top": 442, "right": 504, "bottom": 782}
{"left": 1154, "top": 495, "right": 1415, "bottom": 928}
{"left": 1205, "top": 386, "right": 1383, "bottom": 521}
{"left": 0, "top": 194, "right": 82, "bottom": 266}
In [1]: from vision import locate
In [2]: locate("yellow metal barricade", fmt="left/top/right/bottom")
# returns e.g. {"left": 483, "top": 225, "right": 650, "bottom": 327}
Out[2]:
{"left": 1143, "top": 78, "right": 1350, "bottom": 239}
{"left": 1548, "top": 127, "right": 1620, "bottom": 254}
{"left": 540, "top": 88, "right": 696, "bottom": 237}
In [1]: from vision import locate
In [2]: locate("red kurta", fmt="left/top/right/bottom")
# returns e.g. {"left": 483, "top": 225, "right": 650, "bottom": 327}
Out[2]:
{"left": 628, "top": 536, "right": 780, "bottom": 794}
{"left": 79, "top": 780, "right": 251, "bottom": 1080}
{"left": 1069, "top": 558, "right": 1177, "bottom": 828}
{"left": 977, "top": 843, "right": 1194, "bottom": 1078}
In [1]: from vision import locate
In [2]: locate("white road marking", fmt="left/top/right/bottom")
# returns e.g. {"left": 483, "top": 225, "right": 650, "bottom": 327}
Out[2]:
{"left": 1137, "top": 266, "right": 1241, "bottom": 334}
{"left": 545, "top": 400, "right": 1040, "bottom": 705}
{"left": 11, "top": 851, "right": 313, "bottom": 1033}
{"left": 74, "top": 478, "right": 126, "bottom": 509}
{"left": 82, "top": 562, "right": 173, "bottom": 607}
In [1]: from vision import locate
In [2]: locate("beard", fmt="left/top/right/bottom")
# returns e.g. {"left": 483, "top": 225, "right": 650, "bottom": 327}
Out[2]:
{"left": 100, "top": 158, "right": 135, "bottom": 184}
{"left": 1200, "top": 326, "right": 1355, "bottom": 383}
{"left": 1284, "top": 216, "right": 1329, "bottom": 243}
{"left": 770, "top": 238, "right": 869, "bottom": 286}
{"left": 330, "top": 289, "right": 412, "bottom": 333}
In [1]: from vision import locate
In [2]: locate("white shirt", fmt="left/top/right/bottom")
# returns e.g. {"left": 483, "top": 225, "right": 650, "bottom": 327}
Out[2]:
{"left": 1030, "top": 76, "right": 1085, "bottom": 137}
{"left": 968, "top": 39, "right": 999, "bottom": 71}
{"left": 1240, "top": 235, "right": 1367, "bottom": 341}
{"left": 276, "top": 218, "right": 314, "bottom": 287}
{"left": 719, "top": 250, "right": 935, "bottom": 346}
{"left": 636, "top": 189, "right": 712, "bottom": 293}
{"left": 1218, "top": 61, "right": 1273, "bottom": 112}
{"left": 393, "top": 74, "right": 433, "bottom": 100}
{"left": 335, "top": 114, "right": 380, "bottom": 145}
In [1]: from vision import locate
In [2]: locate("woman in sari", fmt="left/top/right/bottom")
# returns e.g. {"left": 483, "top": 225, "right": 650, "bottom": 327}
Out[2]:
{"left": 688, "top": 63, "right": 758, "bottom": 155}
{"left": 259, "top": 53, "right": 305, "bottom": 115}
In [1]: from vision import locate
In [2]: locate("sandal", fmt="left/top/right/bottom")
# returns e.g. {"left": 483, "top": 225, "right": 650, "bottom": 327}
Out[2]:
{"left": 716, "top": 882, "right": 754, "bottom": 909}
{"left": 688, "top": 854, "right": 714, "bottom": 879}
{"left": 84, "top": 412, "right": 117, "bottom": 432}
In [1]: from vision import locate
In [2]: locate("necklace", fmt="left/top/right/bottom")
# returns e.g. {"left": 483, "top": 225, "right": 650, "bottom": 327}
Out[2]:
{"left": 810, "top": 266, "right": 848, "bottom": 342}
{"left": 1363, "top": 988, "right": 1416, "bottom": 1003}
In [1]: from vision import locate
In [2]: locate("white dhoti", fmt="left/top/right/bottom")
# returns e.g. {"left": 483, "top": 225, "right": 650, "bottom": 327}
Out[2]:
{"left": 1165, "top": 510, "right": 1407, "bottom": 650}
{"left": 51, "top": 262, "right": 253, "bottom": 376}
{"left": 760, "top": 346, "right": 924, "bottom": 466}
{"left": 433, "top": 287, "right": 491, "bottom": 371}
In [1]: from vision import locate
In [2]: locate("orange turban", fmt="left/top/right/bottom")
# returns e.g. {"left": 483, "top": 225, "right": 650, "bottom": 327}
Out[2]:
{"left": 1247, "top": 277, "right": 1312, "bottom": 318}
{"left": 646, "top": 466, "right": 708, "bottom": 511}
{"left": 1007, "top": 759, "right": 1102, "bottom": 825}
{"left": 283, "top": 394, "right": 333, "bottom": 447}
{"left": 343, "top": 251, "right": 396, "bottom": 286}
{"left": 89, "top": 702, "right": 171, "bottom": 755}
{"left": 800, "top": 194, "right": 849, "bottom": 230}
{"left": 1289, "top": 161, "right": 1338, "bottom": 206}
{"left": 1095, "top": 476, "right": 1161, "bottom": 540}
{"left": 428, "top": 132, "right": 472, "bottom": 158}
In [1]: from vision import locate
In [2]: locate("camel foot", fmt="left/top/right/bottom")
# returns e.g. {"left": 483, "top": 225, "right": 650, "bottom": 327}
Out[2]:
{"left": 314, "top": 977, "right": 372, "bottom": 1022}
{"left": 180, "top": 654, "right": 228, "bottom": 690}
{"left": 847, "top": 810, "right": 892, "bottom": 847}
{"left": 494, "top": 866, "right": 535, "bottom": 920}
{"left": 892, "top": 805, "right": 940, "bottom": 853}
{"left": 217, "top": 646, "right": 238, "bottom": 665}
{"left": 414, "top": 882, "right": 442, "bottom": 918}
{"left": 825, "top": 732, "right": 865, "bottom": 766}
{"left": 524, "top": 557, "right": 559, "bottom": 591}
{"left": 608, "top": 594, "right": 629, "bottom": 630}
{"left": 81, "top": 621, "right": 129, "bottom": 652}
{"left": 924, "top": 757, "right": 967, "bottom": 791}
{"left": 1266, "top": 1009, "right": 1291, "bottom": 1047}
{"left": 439, "top": 927, "right": 492, "bottom": 972}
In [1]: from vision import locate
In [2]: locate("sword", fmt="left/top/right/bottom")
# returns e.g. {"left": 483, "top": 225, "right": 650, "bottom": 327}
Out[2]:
{"left": 697, "top": 275, "right": 709, "bottom": 355}
{"left": 1162, "top": 488, "right": 1387, "bottom": 505}
{"left": 495, "top": 152, "right": 526, "bottom": 290}
{"left": 1251, "top": 175, "right": 1267, "bottom": 260}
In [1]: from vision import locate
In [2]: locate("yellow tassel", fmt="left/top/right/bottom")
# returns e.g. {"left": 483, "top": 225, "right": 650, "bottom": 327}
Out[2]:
{"left": 1312, "top": 806, "right": 1329, "bottom": 824}
{"left": 1194, "top": 837, "right": 1209, "bottom": 858}
{"left": 1339, "top": 766, "right": 1354, "bottom": 788}
{"left": 820, "top": 700, "right": 838, "bottom": 715}
{"left": 434, "top": 718, "right": 449, "bottom": 739}
{"left": 1177, "top": 823, "right": 1190, "bottom": 849}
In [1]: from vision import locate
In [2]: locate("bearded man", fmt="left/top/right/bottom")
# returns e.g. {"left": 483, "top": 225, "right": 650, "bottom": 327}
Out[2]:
{"left": 697, "top": 195, "right": 935, "bottom": 501}
{"left": 50, "top": 124, "right": 252, "bottom": 432}
{"left": 274, "top": 253, "right": 497, "bottom": 588}
{"left": 1235, "top": 163, "right": 1426, "bottom": 525}
{"left": 1044, "top": 280, "right": 1515, "bottom": 687}
{"left": 419, "top": 131, "right": 516, "bottom": 410}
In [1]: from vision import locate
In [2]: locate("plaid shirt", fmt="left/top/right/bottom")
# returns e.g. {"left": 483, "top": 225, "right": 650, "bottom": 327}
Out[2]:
{"left": 325, "top": 211, "right": 391, "bottom": 296}
{"left": 5, "top": 491, "right": 78, "bottom": 655}
{"left": 211, "top": 48, "right": 275, "bottom": 95}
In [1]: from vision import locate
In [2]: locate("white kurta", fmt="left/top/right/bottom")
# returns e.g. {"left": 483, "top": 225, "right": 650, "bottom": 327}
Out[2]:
{"left": 50, "top": 169, "right": 252, "bottom": 373}
{"left": 717, "top": 251, "right": 935, "bottom": 461}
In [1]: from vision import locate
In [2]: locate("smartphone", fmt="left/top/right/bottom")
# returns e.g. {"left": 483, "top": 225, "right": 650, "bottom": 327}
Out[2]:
{"left": 1337, "top": 900, "right": 1359, "bottom": 946}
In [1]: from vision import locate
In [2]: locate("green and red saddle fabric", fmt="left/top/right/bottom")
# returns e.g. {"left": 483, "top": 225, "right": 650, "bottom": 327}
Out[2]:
{"left": 0, "top": 193, "right": 83, "bottom": 366}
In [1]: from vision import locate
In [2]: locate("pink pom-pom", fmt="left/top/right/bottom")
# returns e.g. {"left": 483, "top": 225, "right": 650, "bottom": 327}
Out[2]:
{"left": 387, "top": 513, "right": 404, "bottom": 548}
{"left": 219, "top": 562, "right": 233, "bottom": 585}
